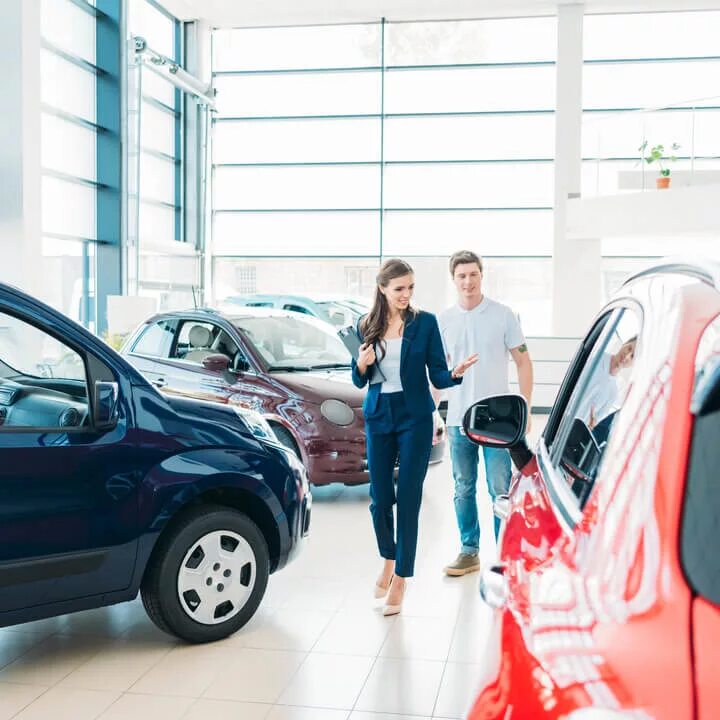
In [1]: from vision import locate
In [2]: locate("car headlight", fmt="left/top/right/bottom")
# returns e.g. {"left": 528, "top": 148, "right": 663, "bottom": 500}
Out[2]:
{"left": 320, "top": 399, "right": 355, "bottom": 426}
{"left": 231, "top": 406, "right": 276, "bottom": 442}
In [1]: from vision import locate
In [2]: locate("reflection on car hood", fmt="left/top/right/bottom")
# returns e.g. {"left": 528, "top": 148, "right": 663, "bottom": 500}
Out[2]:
{"left": 270, "top": 369, "right": 364, "bottom": 408}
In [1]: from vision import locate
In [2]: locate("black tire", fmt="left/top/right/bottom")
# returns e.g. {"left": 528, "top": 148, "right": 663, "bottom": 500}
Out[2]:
{"left": 141, "top": 504, "right": 269, "bottom": 643}
{"left": 271, "top": 423, "right": 301, "bottom": 458}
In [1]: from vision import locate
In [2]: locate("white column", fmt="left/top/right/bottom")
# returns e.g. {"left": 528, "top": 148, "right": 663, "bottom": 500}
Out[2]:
{"left": 0, "top": 0, "right": 42, "bottom": 296}
{"left": 552, "top": 3, "right": 601, "bottom": 336}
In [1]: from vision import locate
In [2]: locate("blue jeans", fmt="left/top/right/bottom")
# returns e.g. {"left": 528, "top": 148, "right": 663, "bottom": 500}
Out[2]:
{"left": 448, "top": 426, "right": 512, "bottom": 554}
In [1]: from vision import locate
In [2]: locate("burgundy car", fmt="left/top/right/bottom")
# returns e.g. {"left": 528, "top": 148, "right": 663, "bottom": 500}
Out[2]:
{"left": 122, "top": 307, "right": 445, "bottom": 486}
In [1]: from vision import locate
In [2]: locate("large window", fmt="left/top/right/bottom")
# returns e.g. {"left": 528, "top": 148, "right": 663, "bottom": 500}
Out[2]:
{"left": 581, "top": 10, "right": 720, "bottom": 300}
{"left": 40, "top": 0, "right": 99, "bottom": 329}
{"left": 128, "top": 0, "right": 200, "bottom": 311}
{"left": 212, "top": 18, "right": 556, "bottom": 334}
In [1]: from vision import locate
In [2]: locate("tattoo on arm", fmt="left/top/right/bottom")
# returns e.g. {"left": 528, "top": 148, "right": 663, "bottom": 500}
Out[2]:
{"left": 517, "top": 344, "right": 528, "bottom": 353}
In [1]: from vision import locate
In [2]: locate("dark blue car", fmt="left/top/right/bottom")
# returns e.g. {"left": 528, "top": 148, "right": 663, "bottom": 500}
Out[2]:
{"left": 0, "top": 283, "right": 311, "bottom": 643}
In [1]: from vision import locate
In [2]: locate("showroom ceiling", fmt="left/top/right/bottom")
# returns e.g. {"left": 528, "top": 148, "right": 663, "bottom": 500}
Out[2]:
{"left": 161, "top": 0, "right": 720, "bottom": 27}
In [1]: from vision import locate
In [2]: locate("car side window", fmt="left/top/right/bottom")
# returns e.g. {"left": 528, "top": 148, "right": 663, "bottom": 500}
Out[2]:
{"left": 0, "top": 310, "right": 89, "bottom": 430}
{"left": 131, "top": 319, "right": 176, "bottom": 358}
{"left": 172, "top": 321, "right": 217, "bottom": 363}
{"left": 547, "top": 307, "right": 641, "bottom": 508}
{"left": 682, "top": 315, "right": 720, "bottom": 606}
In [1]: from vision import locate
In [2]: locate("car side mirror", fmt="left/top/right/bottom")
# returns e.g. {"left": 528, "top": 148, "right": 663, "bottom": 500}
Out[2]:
{"left": 462, "top": 394, "right": 533, "bottom": 471}
{"left": 202, "top": 354, "right": 231, "bottom": 372}
{"left": 463, "top": 394, "right": 527, "bottom": 447}
{"left": 94, "top": 381, "right": 119, "bottom": 431}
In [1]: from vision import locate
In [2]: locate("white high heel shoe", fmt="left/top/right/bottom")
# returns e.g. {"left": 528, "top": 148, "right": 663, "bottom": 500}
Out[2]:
{"left": 382, "top": 578, "right": 405, "bottom": 616}
{"left": 374, "top": 575, "right": 393, "bottom": 599}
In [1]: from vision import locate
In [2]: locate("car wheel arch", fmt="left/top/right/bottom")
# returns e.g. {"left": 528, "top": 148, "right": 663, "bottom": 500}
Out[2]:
{"left": 142, "top": 483, "right": 285, "bottom": 582}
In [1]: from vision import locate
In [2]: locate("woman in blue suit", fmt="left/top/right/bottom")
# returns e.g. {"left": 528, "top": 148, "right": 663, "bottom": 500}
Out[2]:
{"left": 352, "top": 259, "right": 477, "bottom": 615}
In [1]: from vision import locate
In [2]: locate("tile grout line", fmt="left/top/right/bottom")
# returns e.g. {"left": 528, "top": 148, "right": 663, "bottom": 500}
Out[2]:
{"left": 430, "top": 581, "right": 467, "bottom": 719}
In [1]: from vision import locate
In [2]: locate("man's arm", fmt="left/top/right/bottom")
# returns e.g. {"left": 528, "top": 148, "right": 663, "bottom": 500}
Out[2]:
{"left": 510, "top": 343, "right": 534, "bottom": 410}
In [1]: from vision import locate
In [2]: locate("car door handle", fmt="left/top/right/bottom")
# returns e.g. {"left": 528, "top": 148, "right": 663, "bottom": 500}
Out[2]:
{"left": 151, "top": 378, "right": 167, "bottom": 388}
{"left": 480, "top": 564, "right": 508, "bottom": 610}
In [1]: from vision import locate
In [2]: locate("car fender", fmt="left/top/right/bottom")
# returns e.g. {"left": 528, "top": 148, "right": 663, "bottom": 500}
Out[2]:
{"left": 131, "top": 447, "right": 292, "bottom": 589}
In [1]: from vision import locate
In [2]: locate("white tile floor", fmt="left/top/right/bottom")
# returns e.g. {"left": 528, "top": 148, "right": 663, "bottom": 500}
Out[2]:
{"left": 0, "top": 425, "right": 539, "bottom": 720}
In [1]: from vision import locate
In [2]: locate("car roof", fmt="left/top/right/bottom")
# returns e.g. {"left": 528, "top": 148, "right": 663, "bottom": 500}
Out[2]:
{"left": 624, "top": 257, "right": 720, "bottom": 291}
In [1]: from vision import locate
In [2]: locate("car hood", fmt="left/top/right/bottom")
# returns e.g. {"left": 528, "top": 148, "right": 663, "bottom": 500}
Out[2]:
{"left": 270, "top": 369, "right": 364, "bottom": 408}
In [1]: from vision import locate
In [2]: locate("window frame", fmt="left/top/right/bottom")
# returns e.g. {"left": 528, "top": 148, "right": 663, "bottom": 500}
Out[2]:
{"left": 539, "top": 299, "right": 643, "bottom": 530}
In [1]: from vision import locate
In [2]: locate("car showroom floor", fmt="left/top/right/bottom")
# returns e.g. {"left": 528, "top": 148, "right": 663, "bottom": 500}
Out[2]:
{"left": 0, "top": 421, "right": 546, "bottom": 720}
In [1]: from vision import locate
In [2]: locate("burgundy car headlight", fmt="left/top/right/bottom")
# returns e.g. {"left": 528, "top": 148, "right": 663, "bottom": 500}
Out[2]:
{"left": 320, "top": 399, "right": 355, "bottom": 427}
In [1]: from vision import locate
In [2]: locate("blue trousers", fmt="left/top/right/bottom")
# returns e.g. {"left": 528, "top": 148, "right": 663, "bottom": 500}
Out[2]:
{"left": 365, "top": 393, "right": 433, "bottom": 578}
{"left": 448, "top": 426, "right": 512, "bottom": 554}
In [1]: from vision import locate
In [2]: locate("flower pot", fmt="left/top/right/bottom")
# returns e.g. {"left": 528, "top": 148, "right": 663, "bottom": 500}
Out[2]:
{"left": 656, "top": 176, "right": 671, "bottom": 190}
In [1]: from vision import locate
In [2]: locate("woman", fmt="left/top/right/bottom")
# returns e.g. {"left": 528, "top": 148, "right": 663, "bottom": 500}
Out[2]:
{"left": 352, "top": 259, "right": 477, "bottom": 615}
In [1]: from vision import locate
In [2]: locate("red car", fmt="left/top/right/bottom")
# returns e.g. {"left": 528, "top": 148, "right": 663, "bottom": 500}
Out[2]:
{"left": 122, "top": 307, "right": 445, "bottom": 486}
{"left": 462, "top": 259, "right": 720, "bottom": 720}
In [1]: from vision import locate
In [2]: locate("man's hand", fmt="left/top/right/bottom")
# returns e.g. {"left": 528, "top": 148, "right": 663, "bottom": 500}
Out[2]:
{"left": 451, "top": 353, "right": 478, "bottom": 379}
{"left": 357, "top": 342, "right": 376, "bottom": 374}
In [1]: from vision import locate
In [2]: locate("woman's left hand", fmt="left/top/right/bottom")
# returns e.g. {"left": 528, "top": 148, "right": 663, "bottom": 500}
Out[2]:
{"left": 452, "top": 354, "right": 478, "bottom": 379}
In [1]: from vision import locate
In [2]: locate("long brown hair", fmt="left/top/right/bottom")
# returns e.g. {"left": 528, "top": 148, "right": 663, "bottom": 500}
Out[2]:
{"left": 360, "top": 258, "right": 416, "bottom": 359}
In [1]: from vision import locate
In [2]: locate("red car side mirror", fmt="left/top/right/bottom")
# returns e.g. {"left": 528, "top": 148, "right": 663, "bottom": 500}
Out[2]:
{"left": 202, "top": 354, "right": 231, "bottom": 373}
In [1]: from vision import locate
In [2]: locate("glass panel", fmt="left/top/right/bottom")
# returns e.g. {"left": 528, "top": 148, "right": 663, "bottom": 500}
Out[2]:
{"left": 383, "top": 163, "right": 553, "bottom": 208}
{"left": 41, "top": 113, "right": 96, "bottom": 180}
{"left": 140, "top": 101, "right": 176, "bottom": 155}
{"left": 132, "top": 319, "right": 176, "bottom": 357}
{"left": 139, "top": 202, "right": 175, "bottom": 244}
{"left": 385, "top": 66, "right": 555, "bottom": 113}
{"left": 214, "top": 118, "right": 381, "bottom": 163}
{"left": 41, "top": 50, "right": 96, "bottom": 122}
{"left": 214, "top": 72, "right": 381, "bottom": 117}
{"left": 213, "top": 25, "right": 380, "bottom": 71}
{"left": 140, "top": 152, "right": 176, "bottom": 204}
{"left": 213, "top": 165, "right": 380, "bottom": 210}
{"left": 138, "top": 286, "right": 195, "bottom": 312}
{"left": 585, "top": 11, "right": 720, "bottom": 60}
{"left": 128, "top": 0, "right": 176, "bottom": 59}
{"left": 42, "top": 176, "right": 96, "bottom": 239}
{"left": 40, "top": 237, "right": 96, "bottom": 330}
{"left": 139, "top": 253, "right": 198, "bottom": 285}
{"left": 383, "top": 210, "right": 553, "bottom": 255}
{"left": 385, "top": 114, "right": 555, "bottom": 161}
{"left": 212, "top": 212, "right": 379, "bottom": 256}
{"left": 386, "top": 17, "right": 557, "bottom": 65}
{"left": 142, "top": 68, "right": 176, "bottom": 107}
{"left": 41, "top": 0, "right": 95, "bottom": 63}
{"left": 0, "top": 311, "right": 86, "bottom": 388}
{"left": 583, "top": 61, "right": 720, "bottom": 110}
{"left": 213, "top": 257, "right": 380, "bottom": 302}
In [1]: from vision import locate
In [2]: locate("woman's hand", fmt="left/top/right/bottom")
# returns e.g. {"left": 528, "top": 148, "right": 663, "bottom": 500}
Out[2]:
{"left": 451, "top": 353, "right": 478, "bottom": 379}
{"left": 357, "top": 343, "right": 376, "bottom": 374}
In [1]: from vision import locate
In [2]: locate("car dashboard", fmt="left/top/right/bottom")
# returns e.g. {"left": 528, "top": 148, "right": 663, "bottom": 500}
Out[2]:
{"left": 0, "top": 378, "right": 89, "bottom": 429}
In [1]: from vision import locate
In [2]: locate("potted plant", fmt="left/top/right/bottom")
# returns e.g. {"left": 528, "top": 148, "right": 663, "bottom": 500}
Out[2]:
{"left": 638, "top": 141, "right": 680, "bottom": 189}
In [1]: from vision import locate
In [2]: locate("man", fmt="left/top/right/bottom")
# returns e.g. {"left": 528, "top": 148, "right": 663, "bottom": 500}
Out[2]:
{"left": 438, "top": 250, "right": 534, "bottom": 576}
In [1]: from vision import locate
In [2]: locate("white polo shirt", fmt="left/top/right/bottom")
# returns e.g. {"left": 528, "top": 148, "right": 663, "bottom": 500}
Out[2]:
{"left": 439, "top": 297, "right": 525, "bottom": 427}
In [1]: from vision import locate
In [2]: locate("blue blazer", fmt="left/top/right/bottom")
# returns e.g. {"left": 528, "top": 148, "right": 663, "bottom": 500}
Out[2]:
{"left": 351, "top": 310, "right": 462, "bottom": 422}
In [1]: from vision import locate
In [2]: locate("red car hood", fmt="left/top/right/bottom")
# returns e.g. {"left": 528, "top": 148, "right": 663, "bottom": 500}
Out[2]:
{"left": 270, "top": 369, "right": 364, "bottom": 408}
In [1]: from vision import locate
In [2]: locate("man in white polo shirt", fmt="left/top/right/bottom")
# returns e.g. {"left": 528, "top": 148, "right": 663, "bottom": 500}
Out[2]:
{"left": 438, "top": 250, "right": 533, "bottom": 576}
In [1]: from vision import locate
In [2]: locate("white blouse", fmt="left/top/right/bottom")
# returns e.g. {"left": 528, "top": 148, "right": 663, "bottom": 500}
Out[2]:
{"left": 379, "top": 337, "right": 403, "bottom": 393}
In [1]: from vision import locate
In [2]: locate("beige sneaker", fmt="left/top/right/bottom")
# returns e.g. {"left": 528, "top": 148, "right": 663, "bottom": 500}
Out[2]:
{"left": 444, "top": 553, "right": 480, "bottom": 577}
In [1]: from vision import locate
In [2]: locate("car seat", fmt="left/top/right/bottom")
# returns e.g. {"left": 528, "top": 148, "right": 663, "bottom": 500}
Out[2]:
{"left": 184, "top": 325, "right": 215, "bottom": 363}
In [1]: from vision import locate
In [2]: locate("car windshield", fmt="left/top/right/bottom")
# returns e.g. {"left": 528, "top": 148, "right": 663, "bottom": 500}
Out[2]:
{"left": 231, "top": 315, "right": 352, "bottom": 371}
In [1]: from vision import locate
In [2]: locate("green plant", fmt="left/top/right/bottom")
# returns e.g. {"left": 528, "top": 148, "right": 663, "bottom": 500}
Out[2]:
{"left": 638, "top": 141, "right": 680, "bottom": 177}
{"left": 102, "top": 332, "right": 128, "bottom": 351}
